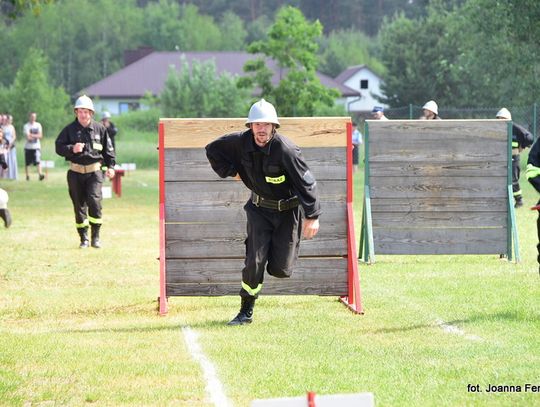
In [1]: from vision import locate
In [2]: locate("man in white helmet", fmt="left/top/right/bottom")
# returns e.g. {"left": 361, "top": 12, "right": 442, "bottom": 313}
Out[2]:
{"left": 420, "top": 100, "right": 441, "bottom": 120}
{"left": 100, "top": 111, "right": 119, "bottom": 151}
{"left": 55, "top": 95, "right": 116, "bottom": 248}
{"left": 206, "top": 99, "right": 321, "bottom": 325}
{"left": 496, "top": 107, "right": 533, "bottom": 208}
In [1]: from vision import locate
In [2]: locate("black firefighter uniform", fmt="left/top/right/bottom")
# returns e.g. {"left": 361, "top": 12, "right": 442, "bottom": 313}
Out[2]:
{"left": 511, "top": 122, "right": 533, "bottom": 206}
{"left": 526, "top": 138, "right": 540, "bottom": 270}
{"left": 55, "top": 119, "right": 115, "bottom": 240}
{"left": 206, "top": 129, "right": 321, "bottom": 298}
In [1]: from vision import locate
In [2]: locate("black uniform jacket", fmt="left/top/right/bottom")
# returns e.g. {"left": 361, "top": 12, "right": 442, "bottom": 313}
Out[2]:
{"left": 55, "top": 119, "right": 116, "bottom": 168}
{"left": 513, "top": 123, "right": 533, "bottom": 149}
{"left": 528, "top": 139, "right": 540, "bottom": 193}
{"left": 206, "top": 129, "right": 321, "bottom": 219}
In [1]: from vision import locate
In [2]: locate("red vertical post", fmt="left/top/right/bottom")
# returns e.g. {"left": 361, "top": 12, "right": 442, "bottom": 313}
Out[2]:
{"left": 340, "top": 120, "right": 364, "bottom": 314}
{"left": 307, "top": 391, "right": 317, "bottom": 407}
{"left": 158, "top": 122, "right": 168, "bottom": 315}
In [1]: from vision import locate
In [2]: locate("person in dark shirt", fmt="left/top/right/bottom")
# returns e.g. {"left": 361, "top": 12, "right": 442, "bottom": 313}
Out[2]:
{"left": 206, "top": 99, "right": 321, "bottom": 325}
{"left": 526, "top": 138, "right": 540, "bottom": 274}
{"left": 55, "top": 95, "right": 115, "bottom": 249}
{"left": 101, "top": 111, "right": 118, "bottom": 151}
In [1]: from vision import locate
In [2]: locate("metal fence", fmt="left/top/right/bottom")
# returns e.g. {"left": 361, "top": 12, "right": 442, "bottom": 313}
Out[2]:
{"left": 380, "top": 104, "right": 539, "bottom": 141}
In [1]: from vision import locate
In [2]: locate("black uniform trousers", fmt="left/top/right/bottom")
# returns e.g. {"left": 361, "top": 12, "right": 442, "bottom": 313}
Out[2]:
{"left": 512, "top": 154, "right": 522, "bottom": 198}
{"left": 240, "top": 200, "right": 303, "bottom": 298}
{"left": 67, "top": 169, "right": 103, "bottom": 227}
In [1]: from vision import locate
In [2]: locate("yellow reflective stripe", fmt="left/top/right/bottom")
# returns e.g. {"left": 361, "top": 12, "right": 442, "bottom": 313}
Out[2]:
{"left": 76, "top": 219, "right": 89, "bottom": 228}
{"left": 88, "top": 216, "right": 102, "bottom": 225}
{"left": 101, "top": 166, "right": 108, "bottom": 171}
{"left": 241, "top": 281, "right": 262, "bottom": 296}
{"left": 511, "top": 141, "right": 519, "bottom": 148}
{"left": 526, "top": 164, "right": 540, "bottom": 180}
{"left": 265, "top": 175, "right": 285, "bottom": 184}
{"left": 513, "top": 190, "right": 522, "bottom": 196}
{"left": 92, "top": 142, "right": 103, "bottom": 151}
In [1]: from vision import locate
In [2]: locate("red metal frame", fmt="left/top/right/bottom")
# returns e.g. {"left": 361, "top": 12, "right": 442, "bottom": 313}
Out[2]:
{"left": 158, "top": 122, "right": 168, "bottom": 315}
{"left": 112, "top": 169, "right": 125, "bottom": 197}
{"left": 340, "top": 121, "right": 364, "bottom": 314}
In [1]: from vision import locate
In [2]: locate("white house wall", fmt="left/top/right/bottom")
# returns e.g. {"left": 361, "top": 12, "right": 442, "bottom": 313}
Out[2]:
{"left": 344, "top": 68, "right": 386, "bottom": 112}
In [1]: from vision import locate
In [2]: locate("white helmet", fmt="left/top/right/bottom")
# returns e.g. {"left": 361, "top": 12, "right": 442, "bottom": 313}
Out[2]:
{"left": 74, "top": 95, "right": 95, "bottom": 112}
{"left": 102, "top": 111, "right": 111, "bottom": 120}
{"left": 496, "top": 107, "right": 512, "bottom": 120}
{"left": 422, "top": 100, "right": 438, "bottom": 115}
{"left": 245, "top": 99, "right": 280, "bottom": 128}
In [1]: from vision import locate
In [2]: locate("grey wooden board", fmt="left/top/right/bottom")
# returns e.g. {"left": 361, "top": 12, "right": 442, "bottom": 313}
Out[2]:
{"left": 369, "top": 176, "right": 506, "bottom": 199}
{"left": 164, "top": 147, "right": 347, "bottom": 181}
{"left": 165, "top": 257, "right": 348, "bottom": 296}
{"left": 369, "top": 160, "right": 507, "bottom": 177}
{"left": 373, "top": 227, "right": 507, "bottom": 254}
{"left": 372, "top": 211, "right": 506, "bottom": 228}
{"left": 367, "top": 121, "right": 507, "bottom": 163}
{"left": 164, "top": 180, "right": 346, "bottom": 223}
{"left": 165, "top": 220, "right": 347, "bottom": 258}
{"left": 370, "top": 197, "right": 508, "bottom": 213}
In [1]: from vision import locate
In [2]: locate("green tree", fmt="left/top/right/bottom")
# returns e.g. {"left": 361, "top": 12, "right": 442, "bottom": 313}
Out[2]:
{"left": 160, "top": 57, "right": 249, "bottom": 118}
{"left": 240, "top": 6, "right": 339, "bottom": 116}
{"left": 9, "top": 48, "right": 70, "bottom": 135}
{"left": 218, "top": 11, "right": 247, "bottom": 50}
{"left": 317, "top": 28, "right": 385, "bottom": 78}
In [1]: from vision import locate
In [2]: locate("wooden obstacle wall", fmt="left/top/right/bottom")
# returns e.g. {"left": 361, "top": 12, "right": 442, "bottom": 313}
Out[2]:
{"left": 159, "top": 118, "right": 360, "bottom": 309}
{"left": 361, "top": 120, "right": 517, "bottom": 259}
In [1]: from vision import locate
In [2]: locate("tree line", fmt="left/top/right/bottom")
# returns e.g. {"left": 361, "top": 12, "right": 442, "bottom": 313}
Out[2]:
{"left": 0, "top": 0, "right": 537, "bottom": 133}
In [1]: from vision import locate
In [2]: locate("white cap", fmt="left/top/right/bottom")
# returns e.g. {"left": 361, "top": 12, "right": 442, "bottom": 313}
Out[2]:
{"left": 422, "top": 100, "right": 438, "bottom": 115}
{"left": 74, "top": 95, "right": 95, "bottom": 112}
{"left": 245, "top": 99, "right": 280, "bottom": 128}
{"left": 102, "top": 111, "right": 111, "bottom": 119}
{"left": 496, "top": 107, "right": 512, "bottom": 120}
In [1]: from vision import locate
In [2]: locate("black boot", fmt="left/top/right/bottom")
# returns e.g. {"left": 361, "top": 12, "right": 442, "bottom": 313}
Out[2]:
{"left": 227, "top": 297, "right": 255, "bottom": 326}
{"left": 78, "top": 227, "right": 89, "bottom": 248}
{"left": 0, "top": 209, "right": 12, "bottom": 228}
{"left": 514, "top": 196, "right": 523, "bottom": 208}
{"left": 91, "top": 224, "right": 101, "bottom": 248}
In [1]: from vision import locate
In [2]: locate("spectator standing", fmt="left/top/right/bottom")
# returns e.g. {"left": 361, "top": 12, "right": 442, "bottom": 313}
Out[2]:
{"left": 0, "top": 127, "right": 7, "bottom": 179}
{"left": 496, "top": 108, "right": 533, "bottom": 208}
{"left": 2, "top": 115, "right": 18, "bottom": 180}
{"left": 352, "top": 122, "right": 362, "bottom": 172}
{"left": 371, "top": 106, "right": 389, "bottom": 120}
{"left": 0, "top": 138, "right": 11, "bottom": 227}
{"left": 23, "top": 112, "right": 45, "bottom": 181}
{"left": 55, "top": 95, "right": 116, "bottom": 249}
{"left": 100, "top": 111, "right": 118, "bottom": 151}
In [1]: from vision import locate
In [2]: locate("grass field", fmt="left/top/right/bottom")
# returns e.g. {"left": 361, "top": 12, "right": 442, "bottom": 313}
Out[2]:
{"left": 0, "top": 153, "right": 539, "bottom": 406}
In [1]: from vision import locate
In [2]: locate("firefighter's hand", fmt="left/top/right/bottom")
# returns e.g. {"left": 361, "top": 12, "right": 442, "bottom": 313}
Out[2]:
{"left": 302, "top": 218, "right": 319, "bottom": 240}
{"left": 73, "top": 142, "right": 85, "bottom": 153}
{"left": 233, "top": 173, "right": 241, "bottom": 181}
{"left": 105, "top": 168, "right": 115, "bottom": 179}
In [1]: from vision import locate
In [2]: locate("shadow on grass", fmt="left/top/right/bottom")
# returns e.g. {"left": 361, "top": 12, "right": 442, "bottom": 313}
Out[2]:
{"left": 372, "top": 311, "right": 539, "bottom": 334}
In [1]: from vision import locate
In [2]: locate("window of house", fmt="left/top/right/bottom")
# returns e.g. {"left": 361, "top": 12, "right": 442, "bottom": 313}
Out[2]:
{"left": 119, "top": 102, "right": 140, "bottom": 114}
{"left": 360, "top": 79, "right": 369, "bottom": 89}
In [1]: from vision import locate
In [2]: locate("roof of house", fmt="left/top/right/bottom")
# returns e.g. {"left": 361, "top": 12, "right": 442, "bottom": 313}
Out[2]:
{"left": 80, "top": 51, "right": 358, "bottom": 99}
{"left": 334, "top": 64, "right": 381, "bottom": 85}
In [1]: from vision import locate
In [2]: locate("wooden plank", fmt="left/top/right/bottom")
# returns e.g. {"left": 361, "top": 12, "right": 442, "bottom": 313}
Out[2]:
{"left": 369, "top": 160, "right": 507, "bottom": 178}
{"left": 164, "top": 147, "right": 347, "bottom": 182}
{"left": 369, "top": 176, "right": 507, "bottom": 199}
{"left": 373, "top": 227, "right": 507, "bottom": 254}
{"left": 165, "top": 257, "right": 348, "bottom": 296}
{"left": 367, "top": 120, "right": 507, "bottom": 163}
{"left": 372, "top": 211, "right": 507, "bottom": 228}
{"left": 161, "top": 117, "right": 350, "bottom": 148}
{"left": 164, "top": 180, "right": 346, "bottom": 223}
{"left": 370, "top": 197, "right": 508, "bottom": 213}
{"left": 165, "top": 220, "right": 347, "bottom": 258}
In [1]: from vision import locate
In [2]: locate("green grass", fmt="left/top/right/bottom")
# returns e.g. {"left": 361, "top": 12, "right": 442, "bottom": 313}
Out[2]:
{"left": 0, "top": 165, "right": 539, "bottom": 406}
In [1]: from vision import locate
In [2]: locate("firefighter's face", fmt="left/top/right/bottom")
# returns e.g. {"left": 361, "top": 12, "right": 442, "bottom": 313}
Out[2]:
{"left": 76, "top": 108, "right": 93, "bottom": 127}
{"left": 251, "top": 122, "right": 274, "bottom": 147}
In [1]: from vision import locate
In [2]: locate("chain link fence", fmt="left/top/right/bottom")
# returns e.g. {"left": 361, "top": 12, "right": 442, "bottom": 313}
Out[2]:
{"left": 380, "top": 104, "right": 539, "bottom": 141}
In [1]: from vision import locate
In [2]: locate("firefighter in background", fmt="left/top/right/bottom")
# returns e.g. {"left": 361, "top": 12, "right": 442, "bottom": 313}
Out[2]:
{"left": 0, "top": 148, "right": 11, "bottom": 228}
{"left": 55, "top": 95, "right": 116, "bottom": 248}
{"left": 206, "top": 99, "right": 321, "bottom": 325}
{"left": 496, "top": 108, "right": 534, "bottom": 208}
{"left": 526, "top": 138, "right": 540, "bottom": 274}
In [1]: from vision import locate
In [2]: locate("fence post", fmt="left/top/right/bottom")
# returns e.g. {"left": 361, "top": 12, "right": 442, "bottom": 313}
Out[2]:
{"left": 409, "top": 104, "right": 413, "bottom": 119}
{"left": 533, "top": 102, "right": 537, "bottom": 142}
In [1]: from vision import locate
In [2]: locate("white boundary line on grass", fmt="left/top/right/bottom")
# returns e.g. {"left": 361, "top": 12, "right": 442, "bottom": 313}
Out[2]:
{"left": 182, "top": 326, "right": 233, "bottom": 407}
{"left": 435, "top": 319, "right": 483, "bottom": 341}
